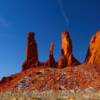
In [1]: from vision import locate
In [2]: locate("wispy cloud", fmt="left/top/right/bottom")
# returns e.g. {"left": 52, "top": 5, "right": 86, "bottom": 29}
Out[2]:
{"left": 57, "top": 0, "right": 69, "bottom": 28}
{"left": 0, "top": 17, "right": 11, "bottom": 28}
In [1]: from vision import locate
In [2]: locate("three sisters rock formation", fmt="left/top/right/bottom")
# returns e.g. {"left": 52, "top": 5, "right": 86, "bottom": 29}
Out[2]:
{"left": 22, "top": 31, "right": 81, "bottom": 71}
{"left": 22, "top": 31, "right": 100, "bottom": 71}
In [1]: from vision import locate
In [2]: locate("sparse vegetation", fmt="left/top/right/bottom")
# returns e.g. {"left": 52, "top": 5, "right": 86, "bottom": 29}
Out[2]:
{"left": 0, "top": 88, "right": 100, "bottom": 100}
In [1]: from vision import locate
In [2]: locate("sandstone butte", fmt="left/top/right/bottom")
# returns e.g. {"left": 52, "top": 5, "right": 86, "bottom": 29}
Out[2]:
{"left": 0, "top": 31, "right": 100, "bottom": 92}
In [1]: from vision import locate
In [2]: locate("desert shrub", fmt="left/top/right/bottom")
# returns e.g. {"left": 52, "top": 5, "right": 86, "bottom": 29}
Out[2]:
{"left": 0, "top": 88, "right": 100, "bottom": 100}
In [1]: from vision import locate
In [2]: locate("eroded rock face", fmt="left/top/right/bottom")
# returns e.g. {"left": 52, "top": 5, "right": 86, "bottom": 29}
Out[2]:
{"left": 47, "top": 42, "right": 56, "bottom": 67}
{"left": 0, "top": 76, "right": 13, "bottom": 84}
{"left": 49, "top": 42, "right": 54, "bottom": 55}
{"left": 22, "top": 32, "right": 38, "bottom": 71}
{"left": 85, "top": 31, "right": 100, "bottom": 64}
{"left": 58, "top": 32, "right": 80, "bottom": 68}
{"left": 61, "top": 32, "right": 72, "bottom": 57}
{"left": 58, "top": 49, "right": 67, "bottom": 68}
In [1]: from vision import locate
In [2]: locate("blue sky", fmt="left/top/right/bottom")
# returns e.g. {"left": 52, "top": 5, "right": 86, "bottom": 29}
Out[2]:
{"left": 0, "top": 0, "right": 100, "bottom": 78}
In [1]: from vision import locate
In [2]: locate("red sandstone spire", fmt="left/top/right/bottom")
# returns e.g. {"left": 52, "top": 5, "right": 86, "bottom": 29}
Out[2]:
{"left": 58, "top": 32, "right": 80, "bottom": 68}
{"left": 85, "top": 31, "right": 100, "bottom": 64}
{"left": 22, "top": 32, "right": 39, "bottom": 71}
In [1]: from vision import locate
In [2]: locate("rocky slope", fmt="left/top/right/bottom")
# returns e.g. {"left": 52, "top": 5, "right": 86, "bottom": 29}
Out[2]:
{"left": 0, "top": 64, "right": 100, "bottom": 92}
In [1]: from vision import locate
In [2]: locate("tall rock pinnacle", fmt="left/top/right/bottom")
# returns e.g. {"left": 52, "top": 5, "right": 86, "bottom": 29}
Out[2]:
{"left": 58, "top": 32, "right": 80, "bottom": 68}
{"left": 49, "top": 42, "right": 54, "bottom": 56}
{"left": 85, "top": 31, "right": 100, "bottom": 64}
{"left": 22, "top": 32, "right": 38, "bottom": 71}
{"left": 61, "top": 32, "right": 72, "bottom": 65}
{"left": 47, "top": 42, "right": 56, "bottom": 67}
